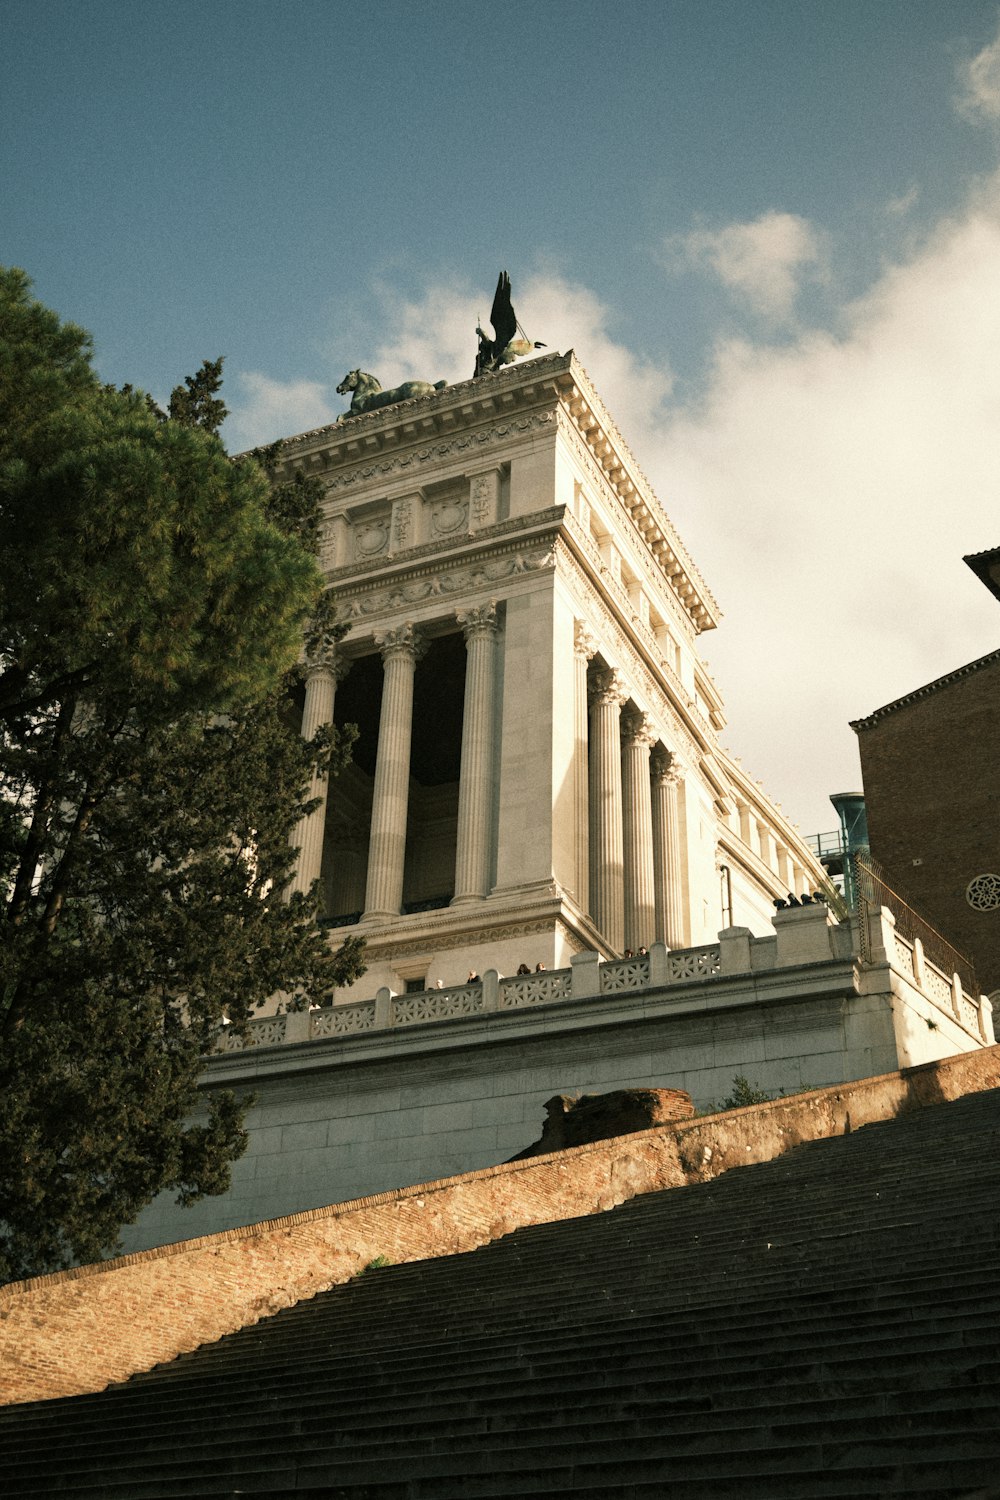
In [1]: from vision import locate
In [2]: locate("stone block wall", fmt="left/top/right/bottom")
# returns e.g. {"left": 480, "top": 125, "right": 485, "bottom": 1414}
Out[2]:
{"left": 4, "top": 1045, "right": 1000, "bottom": 1409}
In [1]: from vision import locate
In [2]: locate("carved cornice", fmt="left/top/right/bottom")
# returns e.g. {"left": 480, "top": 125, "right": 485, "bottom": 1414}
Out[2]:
{"left": 326, "top": 506, "right": 564, "bottom": 590}
{"left": 562, "top": 510, "right": 704, "bottom": 711}
{"left": 318, "top": 409, "right": 556, "bottom": 496}
{"left": 338, "top": 540, "right": 556, "bottom": 630}
{"left": 554, "top": 362, "right": 720, "bottom": 634}
{"left": 358, "top": 915, "right": 556, "bottom": 960}
{"left": 554, "top": 540, "right": 700, "bottom": 762}
{"left": 556, "top": 413, "right": 714, "bottom": 640}
{"left": 269, "top": 352, "right": 573, "bottom": 472}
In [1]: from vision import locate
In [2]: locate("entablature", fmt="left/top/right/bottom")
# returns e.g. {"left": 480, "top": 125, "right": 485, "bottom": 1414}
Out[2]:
{"left": 270, "top": 353, "right": 571, "bottom": 485}
{"left": 268, "top": 351, "right": 718, "bottom": 638}
{"left": 555, "top": 360, "right": 720, "bottom": 636}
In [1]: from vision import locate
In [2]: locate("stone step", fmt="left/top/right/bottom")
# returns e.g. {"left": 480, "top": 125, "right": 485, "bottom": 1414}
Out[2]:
{"left": 6, "top": 1392, "right": 996, "bottom": 1487}
{"left": 13, "top": 1427, "right": 1000, "bottom": 1500}
{"left": 5, "top": 1089, "right": 999, "bottom": 1499}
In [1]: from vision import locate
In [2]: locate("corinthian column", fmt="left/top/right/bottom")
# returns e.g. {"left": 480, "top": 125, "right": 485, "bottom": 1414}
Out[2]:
{"left": 573, "top": 623, "right": 598, "bottom": 914}
{"left": 621, "top": 709, "right": 656, "bottom": 950}
{"left": 651, "top": 749, "right": 686, "bottom": 948}
{"left": 288, "top": 648, "right": 348, "bottom": 898}
{"left": 363, "top": 624, "right": 424, "bottom": 920}
{"left": 452, "top": 603, "right": 499, "bottom": 903}
{"left": 588, "top": 666, "right": 628, "bottom": 952}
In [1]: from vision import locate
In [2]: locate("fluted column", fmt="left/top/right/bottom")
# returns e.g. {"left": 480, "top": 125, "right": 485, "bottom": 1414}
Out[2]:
{"left": 363, "top": 624, "right": 424, "bottom": 920}
{"left": 588, "top": 667, "right": 628, "bottom": 952}
{"left": 621, "top": 709, "right": 656, "bottom": 950}
{"left": 288, "top": 649, "right": 347, "bottom": 898}
{"left": 573, "top": 623, "right": 598, "bottom": 913}
{"left": 452, "top": 603, "right": 499, "bottom": 903}
{"left": 651, "top": 748, "right": 686, "bottom": 948}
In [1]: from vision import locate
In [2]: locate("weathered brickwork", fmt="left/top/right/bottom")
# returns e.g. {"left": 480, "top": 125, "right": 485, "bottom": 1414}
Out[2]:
{"left": 854, "top": 652, "right": 1000, "bottom": 990}
{"left": 3, "top": 1044, "right": 999, "bottom": 1409}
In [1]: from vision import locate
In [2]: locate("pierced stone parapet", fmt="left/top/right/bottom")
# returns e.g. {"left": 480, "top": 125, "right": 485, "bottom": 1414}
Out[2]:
{"left": 600, "top": 956, "right": 651, "bottom": 992}
{"left": 391, "top": 986, "right": 485, "bottom": 1025}
{"left": 311, "top": 1002, "right": 377, "bottom": 1038}
{"left": 499, "top": 972, "right": 572, "bottom": 1009}
{"left": 217, "top": 1017, "right": 289, "bottom": 1051}
{"left": 665, "top": 946, "right": 722, "bottom": 981}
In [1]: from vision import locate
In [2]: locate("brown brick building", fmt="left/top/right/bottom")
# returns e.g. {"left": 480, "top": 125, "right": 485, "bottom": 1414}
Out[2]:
{"left": 852, "top": 645, "right": 1000, "bottom": 994}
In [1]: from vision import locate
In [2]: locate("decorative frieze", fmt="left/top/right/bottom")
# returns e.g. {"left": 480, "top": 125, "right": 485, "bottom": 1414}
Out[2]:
{"left": 320, "top": 410, "right": 555, "bottom": 495}
{"left": 338, "top": 539, "right": 557, "bottom": 627}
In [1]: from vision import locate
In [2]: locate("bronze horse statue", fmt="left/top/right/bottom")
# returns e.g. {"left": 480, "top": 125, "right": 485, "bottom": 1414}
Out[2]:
{"left": 336, "top": 369, "right": 447, "bottom": 419}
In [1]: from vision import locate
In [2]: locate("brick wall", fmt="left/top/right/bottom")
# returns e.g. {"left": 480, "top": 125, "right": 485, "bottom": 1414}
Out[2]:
{"left": 3, "top": 1044, "right": 1000, "bottom": 1408}
{"left": 856, "top": 655, "right": 1000, "bottom": 990}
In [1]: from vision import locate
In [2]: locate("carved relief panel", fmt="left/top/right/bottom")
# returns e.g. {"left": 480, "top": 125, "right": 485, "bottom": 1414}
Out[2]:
{"left": 350, "top": 505, "right": 391, "bottom": 562}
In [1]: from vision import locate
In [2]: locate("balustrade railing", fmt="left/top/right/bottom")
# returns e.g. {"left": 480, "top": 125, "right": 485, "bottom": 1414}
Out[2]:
{"left": 889, "top": 928, "right": 990, "bottom": 1042}
{"left": 217, "top": 941, "right": 725, "bottom": 1050}
{"left": 216, "top": 922, "right": 988, "bottom": 1054}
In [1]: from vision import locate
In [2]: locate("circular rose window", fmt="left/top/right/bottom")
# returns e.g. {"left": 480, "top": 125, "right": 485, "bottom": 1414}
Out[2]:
{"left": 966, "top": 873, "right": 1000, "bottom": 911}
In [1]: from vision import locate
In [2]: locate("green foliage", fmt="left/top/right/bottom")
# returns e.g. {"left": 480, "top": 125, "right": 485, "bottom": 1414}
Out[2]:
{"left": 721, "top": 1075, "right": 776, "bottom": 1110}
{"left": 166, "top": 355, "right": 228, "bottom": 436}
{"left": 0, "top": 268, "right": 364, "bottom": 1281}
{"left": 356, "top": 1255, "right": 394, "bottom": 1275}
{"left": 698, "top": 1075, "right": 778, "bottom": 1115}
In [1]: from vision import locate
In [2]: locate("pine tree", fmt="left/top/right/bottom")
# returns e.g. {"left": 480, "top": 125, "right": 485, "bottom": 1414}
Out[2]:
{"left": 0, "top": 268, "right": 363, "bottom": 1280}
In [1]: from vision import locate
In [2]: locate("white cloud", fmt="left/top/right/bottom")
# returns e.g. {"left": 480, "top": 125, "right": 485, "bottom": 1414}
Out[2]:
{"left": 664, "top": 211, "right": 826, "bottom": 319}
{"left": 225, "top": 371, "right": 338, "bottom": 451}
{"left": 885, "top": 184, "right": 920, "bottom": 218}
{"left": 957, "top": 24, "right": 1000, "bottom": 123}
{"left": 650, "top": 181, "right": 1000, "bottom": 832}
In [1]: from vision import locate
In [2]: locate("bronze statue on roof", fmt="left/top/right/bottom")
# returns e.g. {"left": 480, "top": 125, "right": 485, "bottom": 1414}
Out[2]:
{"left": 473, "top": 271, "right": 546, "bottom": 378}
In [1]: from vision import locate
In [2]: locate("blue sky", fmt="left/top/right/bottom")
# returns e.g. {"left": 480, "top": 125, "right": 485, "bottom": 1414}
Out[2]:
{"left": 5, "top": 1, "right": 1000, "bottom": 837}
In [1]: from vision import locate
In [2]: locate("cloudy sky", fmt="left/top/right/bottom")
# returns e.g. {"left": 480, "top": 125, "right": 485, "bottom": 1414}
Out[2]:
{"left": 5, "top": 0, "right": 1000, "bottom": 838}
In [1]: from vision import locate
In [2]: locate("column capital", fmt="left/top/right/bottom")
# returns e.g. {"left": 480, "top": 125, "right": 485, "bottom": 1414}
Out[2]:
{"left": 374, "top": 622, "right": 426, "bottom": 665}
{"left": 589, "top": 666, "right": 628, "bottom": 710}
{"left": 456, "top": 601, "right": 499, "bottom": 641}
{"left": 574, "top": 621, "right": 599, "bottom": 661}
{"left": 650, "top": 747, "right": 682, "bottom": 785}
{"left": 621, "top": 708, "right": 656, "bottom": 749}
{"left": 304, "top": 639, "right": 350, "bottom": 681}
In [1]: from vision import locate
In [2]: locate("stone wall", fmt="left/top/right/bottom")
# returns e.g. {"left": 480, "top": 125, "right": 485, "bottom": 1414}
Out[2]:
{"left": 3, "top": 1045, "right": 1000, "bottom": 1409}
{"left": 116, "top": 906, "right": 991, "bottom": 1254}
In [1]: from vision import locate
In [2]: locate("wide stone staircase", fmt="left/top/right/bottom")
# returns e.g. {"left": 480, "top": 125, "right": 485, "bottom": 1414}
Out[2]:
{"left": 3, "top": 1087, "right": 1000, "bottom": 1498}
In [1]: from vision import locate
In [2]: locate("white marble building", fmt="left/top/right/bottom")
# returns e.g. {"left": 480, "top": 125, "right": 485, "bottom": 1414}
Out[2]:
{"left": 116, "top": 358, "right": 994, "bottom": 1254}
{"left": 280, "top": 350, "right": 824, "bottom": 996}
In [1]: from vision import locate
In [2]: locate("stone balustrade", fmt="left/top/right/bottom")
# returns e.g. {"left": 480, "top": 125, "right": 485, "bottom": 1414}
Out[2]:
{"left": 217, "top": 904, "right": 993, "bottom": 1054}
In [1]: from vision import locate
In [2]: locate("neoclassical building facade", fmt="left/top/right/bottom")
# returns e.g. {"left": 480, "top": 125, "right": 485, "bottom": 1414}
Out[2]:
{"left": 276, "top": 351, "right": 824, "bottom": 997}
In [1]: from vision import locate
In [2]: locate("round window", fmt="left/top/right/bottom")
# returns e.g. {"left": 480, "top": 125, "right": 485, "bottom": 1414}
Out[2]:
{"left": 966, "top": 873, "right": 1000, "bottom": 911}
